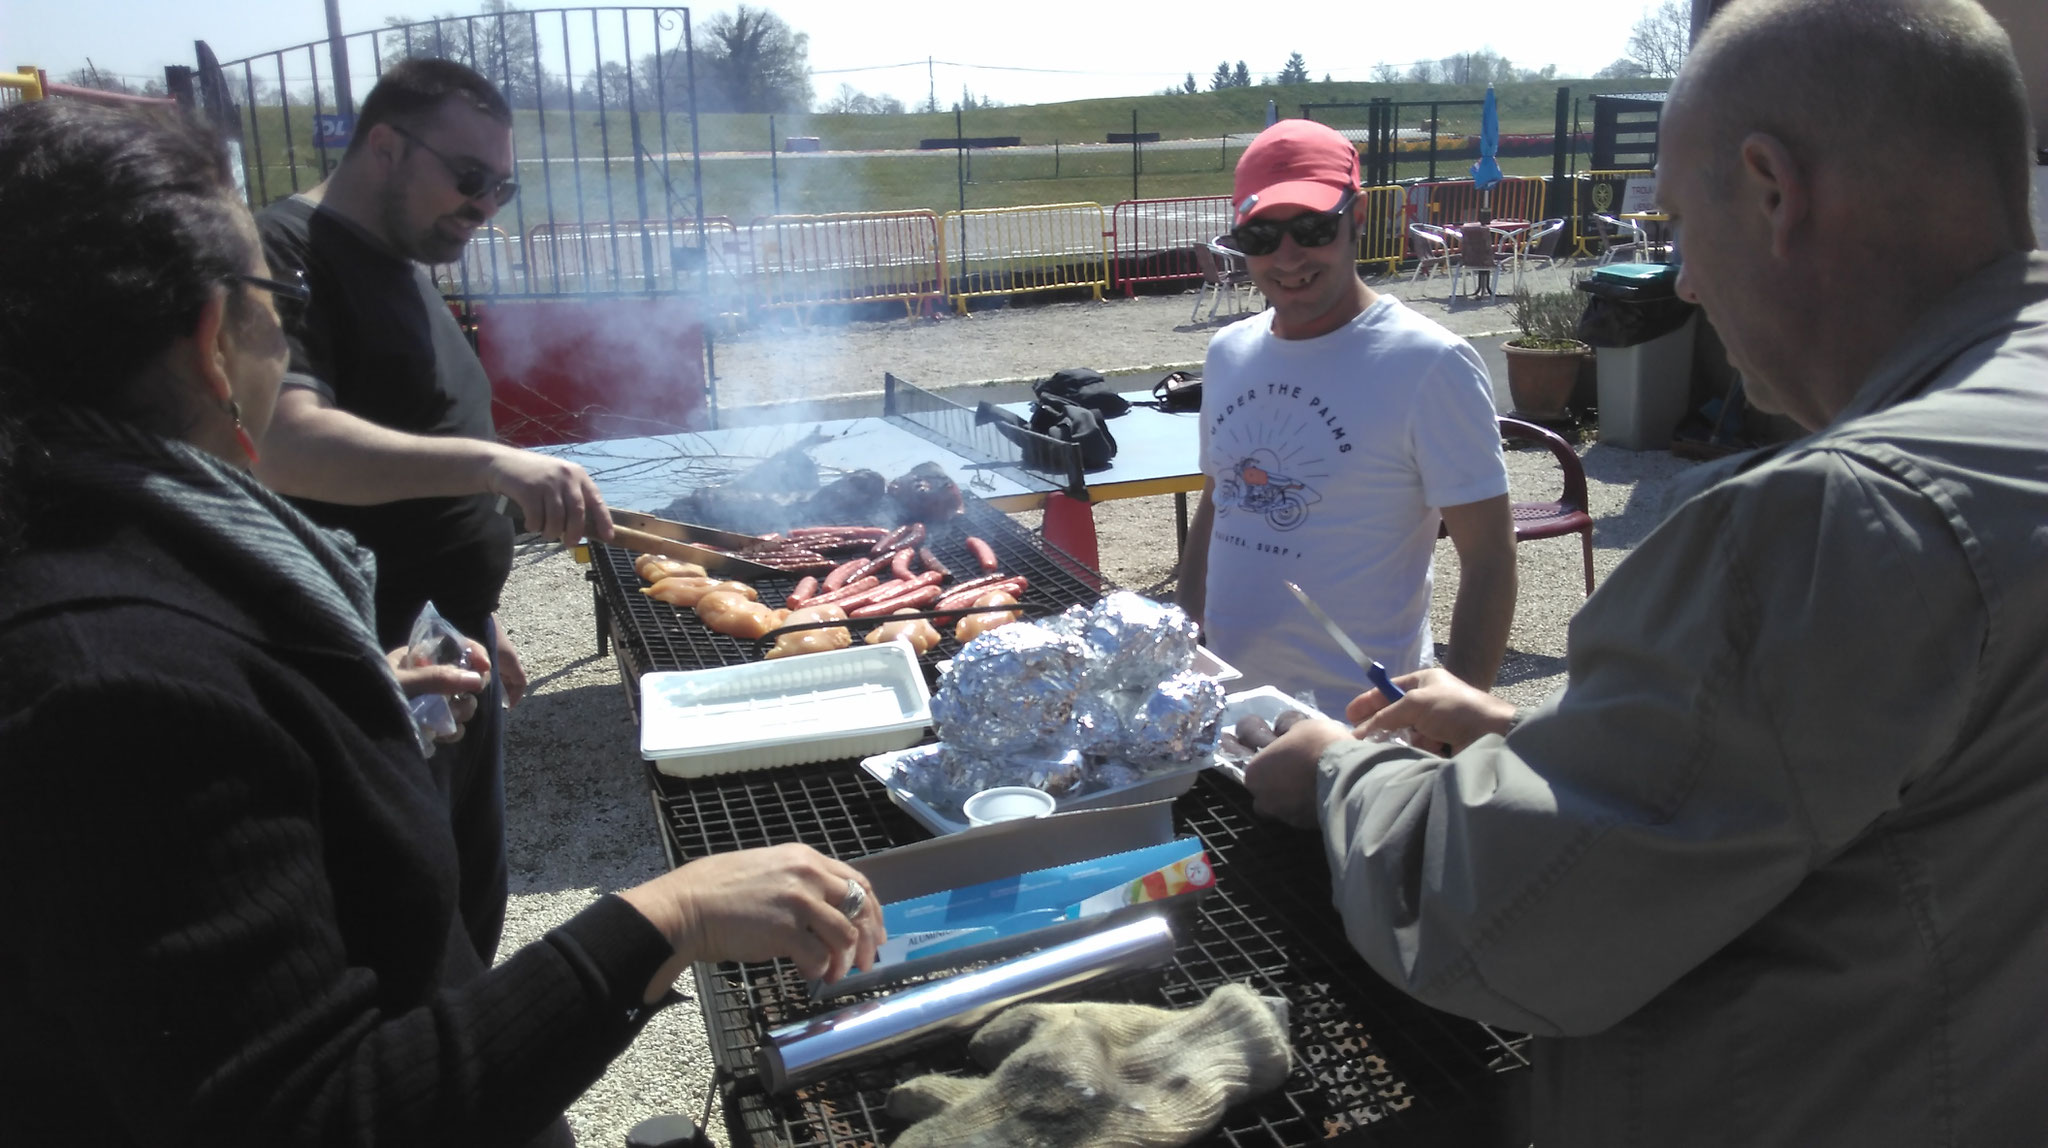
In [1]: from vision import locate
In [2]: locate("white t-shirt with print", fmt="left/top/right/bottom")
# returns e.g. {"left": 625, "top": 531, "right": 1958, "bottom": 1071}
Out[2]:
{"left": 1198, "top": 295, "right": 1507, "bottom": 714}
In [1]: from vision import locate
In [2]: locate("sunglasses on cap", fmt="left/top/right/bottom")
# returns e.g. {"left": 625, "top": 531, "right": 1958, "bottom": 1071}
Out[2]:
{"left": 1226, "top": 188, "right": 1359, "bottom": 256}
{"left": 390, "top": 124, "right": 520, "bottom": 206}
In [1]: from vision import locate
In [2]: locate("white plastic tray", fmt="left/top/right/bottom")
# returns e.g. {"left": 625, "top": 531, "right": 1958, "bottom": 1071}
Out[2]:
{"left": 861, "top": 744, "right": 1210, "bottom": 836}
{"left": 640, "top": 643, "right": 931, "bottom": 778}
{"left": 1212, "top": 686, "right": 1330, "bottom": 784}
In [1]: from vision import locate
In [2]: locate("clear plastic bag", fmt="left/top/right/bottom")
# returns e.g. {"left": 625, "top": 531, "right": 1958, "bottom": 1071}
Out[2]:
{"left": 403, "top": 602, "right": 473, "bottom": 756}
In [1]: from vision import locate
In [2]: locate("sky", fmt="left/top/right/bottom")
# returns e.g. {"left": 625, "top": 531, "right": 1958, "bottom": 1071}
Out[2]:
{"left": 9, "top": 0, "right": 1649, "bottom": 108}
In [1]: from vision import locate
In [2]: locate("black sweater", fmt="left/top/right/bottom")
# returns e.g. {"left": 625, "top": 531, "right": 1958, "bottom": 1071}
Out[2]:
{"left": 0, "top": 468, "right": 673, "bottom": 1145}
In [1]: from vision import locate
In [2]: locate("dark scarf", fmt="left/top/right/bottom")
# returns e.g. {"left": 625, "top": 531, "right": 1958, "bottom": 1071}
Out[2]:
{"left": 30, "top": 406, "right": 412, "bottom": 729}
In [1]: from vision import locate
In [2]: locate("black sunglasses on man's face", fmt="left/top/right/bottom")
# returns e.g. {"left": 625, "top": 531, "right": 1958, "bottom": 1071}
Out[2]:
{"left": 390, "top": 123, "right": 520, "bottom": 206}
{"left": 1227, "top": 188, "right": 1359, "bottom": 256}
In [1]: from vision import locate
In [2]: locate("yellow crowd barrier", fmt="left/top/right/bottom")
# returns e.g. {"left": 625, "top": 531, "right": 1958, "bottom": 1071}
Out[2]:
{"left": 1570, "top": 170, "right": 1657, "bottom": 255}
{"left": 1352, "top": 185, "right": 1407, "bottom": 275}
{"left": 744, "top": 210, "right": 945, "bottom": 318}
{"left": 1417, "top": 177, "right": 1550, "bottom": 228}
{"left": 2, "top": 67, "right": 44, "bottom": 102}
{"left": 941, "top": 202, "right": 1110, "bottom": 314}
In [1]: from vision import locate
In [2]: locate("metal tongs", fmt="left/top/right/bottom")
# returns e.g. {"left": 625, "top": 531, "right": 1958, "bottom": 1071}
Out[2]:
{"left": 601, "top": 509, "right": 785, "bottom": 579}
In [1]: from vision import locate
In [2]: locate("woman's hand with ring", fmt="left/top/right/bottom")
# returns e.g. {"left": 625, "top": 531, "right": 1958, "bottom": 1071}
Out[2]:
{"left": 618, "top": 844, "right": 886, "bottom": 1003}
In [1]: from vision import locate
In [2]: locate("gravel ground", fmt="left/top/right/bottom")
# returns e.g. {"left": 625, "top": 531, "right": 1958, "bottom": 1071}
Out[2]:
{"left": 494, "top": 262, "right": 1701, "bottom": 1147}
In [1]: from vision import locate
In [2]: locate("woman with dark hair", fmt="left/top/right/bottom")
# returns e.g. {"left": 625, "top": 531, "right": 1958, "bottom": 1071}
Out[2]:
{"left": 0, "top": 100, "right": 880, "bottom": 1147}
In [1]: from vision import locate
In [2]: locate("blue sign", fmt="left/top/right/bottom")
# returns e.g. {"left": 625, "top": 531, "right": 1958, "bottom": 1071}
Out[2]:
{"left": 313, "top": 113, "right": 354, "bottom": 149}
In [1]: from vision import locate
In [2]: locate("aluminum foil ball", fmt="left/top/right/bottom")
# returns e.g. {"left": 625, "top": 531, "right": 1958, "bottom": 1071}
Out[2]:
{"left": 1122, "top": 670, "right": 1226, "bottom": 765}
{"left": 1077, "top": 591, "right": 1201, "bottom": 692}
{"left": 931, "top": 621, "right": 1088, "bottom": 755}
{"left": 1069, "top": 689, "right": 1134, "bottom": 757}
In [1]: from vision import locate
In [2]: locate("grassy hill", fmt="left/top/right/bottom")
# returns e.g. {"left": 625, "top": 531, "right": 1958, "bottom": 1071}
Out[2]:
{"left": 240, "top": 78, "right": 1669, "bottom": 222}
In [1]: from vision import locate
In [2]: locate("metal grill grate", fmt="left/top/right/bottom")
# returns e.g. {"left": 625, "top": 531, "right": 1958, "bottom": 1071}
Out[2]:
{"left": 665, "top": 768, "right": 1529, "bottom": 1148}
{"left": 590, "top": 492, "right": 1107, "bottom": 707}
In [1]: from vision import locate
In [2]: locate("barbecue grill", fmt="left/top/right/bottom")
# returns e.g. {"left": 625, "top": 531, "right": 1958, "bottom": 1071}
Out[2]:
{"left": 583, "top": 489, "right": 1531, "bottom": 1147}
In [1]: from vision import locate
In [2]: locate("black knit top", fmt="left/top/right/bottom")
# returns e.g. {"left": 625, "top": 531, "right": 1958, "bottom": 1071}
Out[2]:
{"left": 0, "top": 419, "right": 675, "bottom": 1146}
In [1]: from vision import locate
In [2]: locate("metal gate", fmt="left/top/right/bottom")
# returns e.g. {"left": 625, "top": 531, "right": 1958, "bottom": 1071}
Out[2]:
{"left": 201, "top": 6, "right": 709, "bottom": 301}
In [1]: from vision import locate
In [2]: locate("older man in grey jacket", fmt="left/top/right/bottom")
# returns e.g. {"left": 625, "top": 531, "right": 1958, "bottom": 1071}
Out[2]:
{"left": 1244, "top": 1, "right": 2048, "bottom": 1142}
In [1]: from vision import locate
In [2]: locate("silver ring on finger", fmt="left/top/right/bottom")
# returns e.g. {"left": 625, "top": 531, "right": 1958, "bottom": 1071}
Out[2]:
{"left": 838, "top": 876, "right": 867, "bottom": 921}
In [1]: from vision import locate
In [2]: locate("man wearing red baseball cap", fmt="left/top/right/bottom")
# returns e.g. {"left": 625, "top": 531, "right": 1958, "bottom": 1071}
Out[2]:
{"left": 1176, "top": 119, "right": 1515, "bottom": 714}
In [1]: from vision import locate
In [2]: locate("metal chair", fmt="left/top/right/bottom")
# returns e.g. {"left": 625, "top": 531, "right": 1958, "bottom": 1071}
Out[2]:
{"left": 1452, "top": 222, "right": 1497, "bottom": 299}
{"left": 1517, "top": 218, "right": 1569, "bottom": 274}
{"left": 1408, "top": 223, "right": 1453, "bottom": 283}
{"left": 1191, "top": 237, "right": 1257, "bottom": 322}
{"left": 1591, "top": 214, "right": 1647, "bottom": 264}
{"left": 1500, "top": 416, "right": 1597, "bottom": 595}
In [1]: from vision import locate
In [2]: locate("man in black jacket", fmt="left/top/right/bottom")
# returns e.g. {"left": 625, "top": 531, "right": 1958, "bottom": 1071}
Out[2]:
{"left": 256, "top": 58, "right": 614, "bottom": 960}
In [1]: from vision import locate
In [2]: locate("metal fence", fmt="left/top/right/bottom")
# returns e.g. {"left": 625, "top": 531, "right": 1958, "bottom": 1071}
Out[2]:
{"left": 743, "top": 210, "right": 945, "bottom": 316}
{"left": 210, "top": 6, "right": 709, "bottom": 301}
{"left": 1109, "top": 195, "right": 1236, "bottom": 295}
{"left": 941, "top": 202, "right": 1111, "bottom": 313}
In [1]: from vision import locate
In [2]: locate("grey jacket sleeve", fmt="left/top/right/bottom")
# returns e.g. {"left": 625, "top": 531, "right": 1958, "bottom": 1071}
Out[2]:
{"left": 1314, "top": 449, "right": 1983, "bottom": 1036}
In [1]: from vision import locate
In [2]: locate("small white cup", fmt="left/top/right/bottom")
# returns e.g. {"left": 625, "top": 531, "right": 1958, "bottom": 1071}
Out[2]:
{"left": 962, "top": 786, "right": 1057, "bottom": 826}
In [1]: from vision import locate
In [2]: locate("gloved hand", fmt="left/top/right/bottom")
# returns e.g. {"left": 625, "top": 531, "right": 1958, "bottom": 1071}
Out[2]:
{"left": 887, "top": 983, "right": 1291, "bottom": 1148}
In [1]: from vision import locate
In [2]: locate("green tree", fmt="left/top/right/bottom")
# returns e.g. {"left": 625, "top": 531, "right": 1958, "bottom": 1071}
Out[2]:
{"left": 696, "top": 4, "right": 813, "bottom": 113}
{"left": 1209, "top": 61, "right": 1232, "bottom": 91}
{"left": 1625, "top": 0, "right": 1692, "bottom": 76}
{"left": 379, "top": 0, "right": 564, "bottom": 110}
{"left": 1182, "top": 72, "right": 1198, "bottom": 95}
{"left": 1232, "top": 61, "right": 1251, "bottom": 87}
{"left": 1277, "top": 52, "right": 1310, "bottom": 85}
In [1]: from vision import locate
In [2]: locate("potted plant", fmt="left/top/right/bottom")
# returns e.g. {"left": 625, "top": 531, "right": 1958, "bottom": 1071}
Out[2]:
{"left": 1503, "top": 289, "right": 1590, "bottom": 420}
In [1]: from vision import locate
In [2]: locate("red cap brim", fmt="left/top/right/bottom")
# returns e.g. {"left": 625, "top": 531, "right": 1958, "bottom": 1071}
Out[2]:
{"left": 1238, "top": 179, "right": 1350, "bottom": 224}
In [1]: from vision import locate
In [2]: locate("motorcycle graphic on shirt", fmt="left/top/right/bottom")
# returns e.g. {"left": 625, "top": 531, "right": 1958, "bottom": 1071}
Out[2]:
{"left": 1214, "top": 449, "right": 1322, "bottom": 531}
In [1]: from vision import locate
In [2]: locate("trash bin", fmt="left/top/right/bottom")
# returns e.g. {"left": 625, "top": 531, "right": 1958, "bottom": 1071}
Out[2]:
{"left": 1576, "top": 263, "right": 1699, "bottom": 451}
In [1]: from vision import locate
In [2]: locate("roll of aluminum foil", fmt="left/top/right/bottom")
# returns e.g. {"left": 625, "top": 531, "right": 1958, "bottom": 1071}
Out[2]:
{"left": 1075, "top": 592, "right": 1201, "bottom": 691}
{"left": 931, "top": 622, "right": 1088, "bottom": 755}
{"left": 760, "top": 914, "right": 1178, "bottom": 1093}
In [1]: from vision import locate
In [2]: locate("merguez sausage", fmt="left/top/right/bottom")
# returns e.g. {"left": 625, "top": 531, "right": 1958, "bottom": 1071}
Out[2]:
{"left": 964, "top": 535, "right": 998, "bottom": 573}
{"left": 806, "top": 575, "right": 881, "bottom": 608}
{"left": 916, "top": 546, "right": 951, "bottom": 580}
{"left": 935, "top": 576, "right": 1028, "bottom": 611}
{"left": 787, "top": 576, "right": 819, "bottom": 607}
{"left": 837, "top": 570, "right": 944, "bottom": 613}
{"left": 851, "top": 584, "right": 945, "bottom": 617}
{"left": 890, "top": 547, "right": 918, "bottom": 581}
{"left": 822, "top": 557, "right": 867, "bottom": 591}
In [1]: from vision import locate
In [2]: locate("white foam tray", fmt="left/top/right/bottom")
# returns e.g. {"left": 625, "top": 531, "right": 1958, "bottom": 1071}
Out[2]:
{"left": 861, "top": 744, "right": 1210, "bottom": 836}
{"left": 1211, "top": 686, "right": 1330, "bottom": 785}
{"left": 640, "top": 643, "right": 931, "bottom": 778}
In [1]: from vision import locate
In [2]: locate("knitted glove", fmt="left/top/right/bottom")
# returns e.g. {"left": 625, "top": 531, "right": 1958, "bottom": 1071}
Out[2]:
{"left": 887, "top": 983, "right": 1291, "bottom": 1148}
